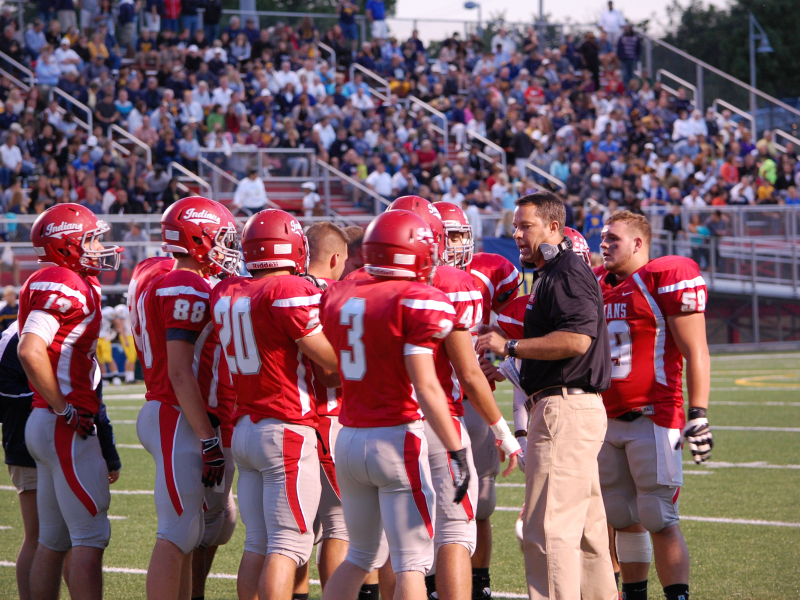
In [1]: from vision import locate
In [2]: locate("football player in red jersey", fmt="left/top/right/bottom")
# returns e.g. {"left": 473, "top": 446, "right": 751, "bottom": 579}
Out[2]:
{"left": 131, "top": 197, "right": 239, "bottom": 600}
{"left": 436, "top": 201, "right": 520, "bottom": 600}
{"left": 210, "top": 209, "right": 341, "bottom": 600}
{"left": 390, "top": 197, "right": 520, "bottom": 600}
{"left": 17, "top": 204, "right": 122, "bottom": 600}
{"left": 596, "top": 211, "right": 712, "bottom": 600}
{"left": 319, "top": 209, "right": 470, "bottom": 600}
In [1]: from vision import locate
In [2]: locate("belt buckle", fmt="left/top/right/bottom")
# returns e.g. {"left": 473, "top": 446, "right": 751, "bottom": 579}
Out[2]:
{"left": 632, "top": 405, "right": 655, "bottom": 416}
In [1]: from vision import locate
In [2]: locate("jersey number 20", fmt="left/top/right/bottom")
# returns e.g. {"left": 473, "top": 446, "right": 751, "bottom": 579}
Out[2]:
{"left": 214, "top": 296, "right": 261, "bottom": 375}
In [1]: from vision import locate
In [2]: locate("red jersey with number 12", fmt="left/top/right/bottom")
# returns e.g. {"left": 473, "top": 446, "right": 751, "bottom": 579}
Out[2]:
{"left": 594, "top": 256, "right": 707, "bottom": 429}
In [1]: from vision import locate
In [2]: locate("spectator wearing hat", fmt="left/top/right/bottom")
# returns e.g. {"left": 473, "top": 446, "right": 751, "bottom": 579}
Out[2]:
{"left": 301, "top": 181, "right": 322, "bottom": 218}
{"left": 54, "top": 36, "right": 82, "bottom": 74}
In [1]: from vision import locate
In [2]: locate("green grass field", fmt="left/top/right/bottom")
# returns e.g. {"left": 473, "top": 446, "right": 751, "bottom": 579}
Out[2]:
{"left": 1, "top": 352, "right": 799, "bottom": 599}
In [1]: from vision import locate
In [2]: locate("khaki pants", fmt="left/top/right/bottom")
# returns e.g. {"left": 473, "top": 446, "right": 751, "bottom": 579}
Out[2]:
{"left": 522, "top": 391, "right": 617, "bottom": 600}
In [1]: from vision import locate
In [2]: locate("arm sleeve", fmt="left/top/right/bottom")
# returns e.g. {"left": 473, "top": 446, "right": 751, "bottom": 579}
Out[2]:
{"left": 547, "top": 269, "right": 601, "bottom": 338}
{"left": 21, "top": 310, "right": 61, "bottom": 346}
{"left": 401, "top": 287, "right": 457, "bottom": 352}
{"left": 446, "top": 288, "right": 483, "bottom": 332}
{"left": 652, "top": 259, "right": 707, "bottom": 316}
{"left": 158, "top": 273, "right": 212, "bottom": 334}
{"left": 512, "top": 379, "right": 528, "bottom": 433}
{"left": 95, "top": 403, "right": 122, "bottom": 472}
{"left": 272, "top": 279, "right": 323, "bottom": 342}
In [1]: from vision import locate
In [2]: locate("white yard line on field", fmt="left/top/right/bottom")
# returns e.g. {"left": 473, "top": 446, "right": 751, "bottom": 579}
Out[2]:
{"left": 112, "top": 421, "right": 137, "bottom": 425}
{"left": 102, "top": 394, "right": 146, "bottom": 401}
{"left": 688, "top": 461, "right": 800, "bottom": 470}
{"left": 711, "top": 353, "right": 800, "bottom": 360}
{"left": 104, "top": 406, "right": 142, "bottom": 410}
{"left": 117, "top": 444, "right": 145, "bottom": 449}
{"left": 709, "top": 401, "right": 800, "bottom": 406}
{"left": 713, "top": 426, "right": 800, "bottom": 432}
{"left": 495, "top": 508, "right": 800, "bottom": 527}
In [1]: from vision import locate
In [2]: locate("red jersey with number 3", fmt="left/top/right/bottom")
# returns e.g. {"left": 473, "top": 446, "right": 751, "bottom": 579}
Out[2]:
{"left": 468, "top": 252, "right": 520, "bottom": 323}
{"left": 321, "top": 278, "right": 456, "bottom": 428}
{"left": 210, "top": 275, "right": 322, "bottom": 427}
{"left": 19, "top": 267, "right": 103, "bottom": 412}
{"left": 432, "top": 265, "right": 483, "bottom": 416}
{"left": 594, "top": 256, "right": 707, "bottom": 429}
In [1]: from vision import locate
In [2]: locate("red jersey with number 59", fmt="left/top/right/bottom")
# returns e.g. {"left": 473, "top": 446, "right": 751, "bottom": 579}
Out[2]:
{"left": 433, "top": 265, "right": 483, "bottom": 416}
{"left": 320, "top": 278, "right": 456, "bottom": 428}
{"left": 594, "top": 256, "right": 707, "bottom": 429}
{"left": 211, "top": 275, "right": 322, "bottom": 427}
{"left": 19, "top": 267, "right": 103, "bottom": 413}
{"left": 138, "top": 267, "right": 212, "bottom": 406}
{"left": 468, "top": 252, "right": 520, "bottom": 322}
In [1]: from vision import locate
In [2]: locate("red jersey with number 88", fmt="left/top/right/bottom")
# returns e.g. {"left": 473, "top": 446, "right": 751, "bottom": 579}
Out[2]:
{"left": 320, "top": 277, "right": 456, "bottom": 428}
{"left": 211, "top": 274, "right": 322, "bottom": 427}
{"left": 594, "top": 256, "right": 707, "bottom": 429}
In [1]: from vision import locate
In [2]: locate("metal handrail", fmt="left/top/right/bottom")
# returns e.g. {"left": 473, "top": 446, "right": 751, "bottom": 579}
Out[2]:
{"left": 317, "top": 41, "right": 336, "bottom": 68}
{"left": 656, "top": 69, "right": 698, "bottom": 102}
{"left": 639, "top": 32, "right": 800, "bottom": 122}
{"left": 0, "top": 66, "right": 30, "bottom": 92}
{"left": 168, "top": 161, "right": 213, "bottom": 197}
{"left": 465, "top": 129, "right": 507, "bottom": 171}
{"left": 198, "top": 156, "right": 282, "bottom": 210}
{"left": 51, "top": 88, "right": 93, "bottom": 132}
{"left": 316, "top": 158, "right": 390, "bottom": 215}
{"left": 408, "top": 95, "right": 449, "bottom": 152}
{"left": 349, "top": 63, "right": 390, "bottom": 102}
{"left": 0, "top": 50, "right": 35, "bottom": 88}
{"left": 110, "top": 124, "right": 152, "bottom": 166}
{"left": 712, "top": 98, "right": 756, "bottom": 138}
{"left": 524, "top": 162, "right": 566, "bottom": 191}
{"left": 773, "top": 129, "right": 800, "bottom": 154}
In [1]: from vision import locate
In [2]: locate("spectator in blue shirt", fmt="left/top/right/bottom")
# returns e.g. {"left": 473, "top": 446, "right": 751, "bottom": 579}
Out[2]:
{"left": 24, "top": 20, "right": 47, "bottom": 59}
{"left": 785, "top": 186, "right": 800, "bottom": 205}
{"left": 598, "top": 133, "right": 620, "bottom": 156}
{"left": 366, "top": 0, "right": 387, "bottom": 41}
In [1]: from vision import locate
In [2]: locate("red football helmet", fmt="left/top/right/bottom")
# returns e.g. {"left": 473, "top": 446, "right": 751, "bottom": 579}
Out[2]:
{"left": 240, "top": 209, "right": 308, "bottom": 274}
{"left": 31, "top": 203, "right": 122, "bottom": 274}
{"left": 161, "top": 197, "right": 239, "bottom": 275}
{"left": 565, "top": 227, "right": 592, "bottom": 266}
{"left": 435, "top": 201, "right": 474, "bottom": 269}
{"left": 389, "top": 195, "right": 445, "bottom": 261}
{"left": 363, "top": 210, "right": 437, "bottom": 283}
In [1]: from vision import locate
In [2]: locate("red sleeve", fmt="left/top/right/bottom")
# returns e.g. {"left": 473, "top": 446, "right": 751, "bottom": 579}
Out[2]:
{"left": 496, "top": 296, "right": 527, "bottom": 339}
{"left": 650, "top": 258, "right": 707, "bottom": 317}
{"left": 401, "top": 285, "right": 456, "bottom": 352}
{"left": 272, "top": 277, "right": 323, "bottom": 341}
{"left": 26, "top": 270, "right": 90, "bottom": 324}
{"left": 491, "top": 258, "right": 520, "bottom": 313}
{"left": 158, "top": 271, "right": 212, "bottom": 332}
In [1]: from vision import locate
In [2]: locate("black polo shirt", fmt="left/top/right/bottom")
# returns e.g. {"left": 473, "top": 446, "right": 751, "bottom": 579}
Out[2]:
{"left": 519, "top": 247, "right": 611, "bottom": 395}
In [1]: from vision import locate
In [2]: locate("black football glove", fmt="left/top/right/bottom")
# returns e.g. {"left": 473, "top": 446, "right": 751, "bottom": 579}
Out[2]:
{"left": 675, "top": 407, "right": 713, "bottom": 464}
{"left": 448, "top": 448, "right": 471, "bottom": 504}
{"left": 58, "top": 403, "right": 96, "bottom": 439}
{"left": 201, "top": 436, "right": 225, "bottom": 487}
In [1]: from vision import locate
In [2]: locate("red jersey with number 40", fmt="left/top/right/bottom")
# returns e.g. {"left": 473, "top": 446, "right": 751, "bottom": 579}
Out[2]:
{"left": 594, "top": 256, "right": 707, "bottom": 429}
{"left": 211, "top": 275, "right": 322, "bottom": 428}
{"left": 19, "top": 267, "right": 103, "bottom": 413}
{"left": 433, "top": 265, "right": 483, "bottom": 416}
{"left": 321, "top": 277, "right": 456, "bottom": 428}
{"left": 469, "top": 252, "right": 520, "bottom": 322}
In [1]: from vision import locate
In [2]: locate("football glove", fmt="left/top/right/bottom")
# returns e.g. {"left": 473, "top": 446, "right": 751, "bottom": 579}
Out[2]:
{"left": 201, "top": 436, "right": 225, "bottom": 487}
{"left": 56, "top": 403, "right": 96, "bottom": 439}
{"left": 675, "top": 407, "right": 713, "bottom": 464}
{"left": 448, "top": 448, "right": 471, "bottom": 504}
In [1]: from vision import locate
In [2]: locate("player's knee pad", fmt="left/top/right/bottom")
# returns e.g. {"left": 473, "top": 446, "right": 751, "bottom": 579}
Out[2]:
{"left": 602, "top": 492, "right": 638, "bottom": 530}
{"left": 615, "top": 531, "right": 652, "bottom": 564}
{"left": 638, "top": 494, "right": 679, "bottom": 533}
{"left": 475, "top": 477, "right": 496, "bottom": 521}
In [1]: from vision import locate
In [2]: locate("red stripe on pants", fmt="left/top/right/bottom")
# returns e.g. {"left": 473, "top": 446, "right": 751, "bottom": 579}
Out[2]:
{"left": 452, "top": 419, "right": 474, "bottom": 520}
{"left": 404, "top": 431, "right": 434, "bottom": 538}
{"left": 159, "top": 403, "right": 184, "bottom": 516}
{"left": 317, "top": 417, "right": 340, "bottom": 499}
{"left": 283, "top": 428, "right": 308, "bottom": 534}
{"left": 54, "top": 419, "right": 98, "bottom": 516}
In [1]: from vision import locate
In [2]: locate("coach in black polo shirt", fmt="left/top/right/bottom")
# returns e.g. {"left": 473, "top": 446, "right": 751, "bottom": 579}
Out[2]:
{"left": 476, "top": 191, "right": 616, "bottom": 600}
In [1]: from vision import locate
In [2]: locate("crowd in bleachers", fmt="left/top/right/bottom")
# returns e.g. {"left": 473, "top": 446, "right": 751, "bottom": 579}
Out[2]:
{"left": 1, "top": 0, "right": 799, "bottom": 251}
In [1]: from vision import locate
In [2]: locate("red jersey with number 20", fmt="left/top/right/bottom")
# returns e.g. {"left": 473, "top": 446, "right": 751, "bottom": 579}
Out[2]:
{"left": 321, "top": 278, "right": 456, "bottom": 428}
{"left": 211, "top": 275, "right": 322, "bottom": 427}
{"left": 468, "top": 252, "right": 520, "bottom": 322}
{"left": 432, "top": 265, "right": 483, "bottom": 416}
{"left": 594, "top": 256, "right": 707, "bottom": 429}
{"left": 19, "top": 267, "right": 103, "bottom": 412}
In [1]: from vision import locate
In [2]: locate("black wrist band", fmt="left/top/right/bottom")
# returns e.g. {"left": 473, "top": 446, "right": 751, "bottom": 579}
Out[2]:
{"left": 688, "top": 407, "right": 707, "bottom": 420}
{"left": 515, "top": 430, "right": 527, "bottom": 438}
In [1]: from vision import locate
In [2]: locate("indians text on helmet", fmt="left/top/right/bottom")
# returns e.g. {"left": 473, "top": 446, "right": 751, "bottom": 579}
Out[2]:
{"left": 45, "top": 221, "right": 84, "bottom": 238}
{"left": 183, "top": 208, "right": 221, "bottom": 225}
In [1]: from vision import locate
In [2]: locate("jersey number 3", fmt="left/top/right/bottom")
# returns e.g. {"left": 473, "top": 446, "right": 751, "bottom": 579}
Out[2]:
{"left": 607, "top": 319, "right": 632, "bottom": 379}
{"left": 339, "top": 297, "right": 366, "bottom": 381}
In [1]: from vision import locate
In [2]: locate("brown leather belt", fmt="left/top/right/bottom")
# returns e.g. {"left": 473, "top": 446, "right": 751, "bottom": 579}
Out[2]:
{"left": 524, "top": 386, "right": 595, "bottom": 412}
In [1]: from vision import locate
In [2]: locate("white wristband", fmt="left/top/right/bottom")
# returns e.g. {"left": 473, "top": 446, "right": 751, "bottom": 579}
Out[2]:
{"left": 491, "top": 418, "right": 522, "bottom": 456}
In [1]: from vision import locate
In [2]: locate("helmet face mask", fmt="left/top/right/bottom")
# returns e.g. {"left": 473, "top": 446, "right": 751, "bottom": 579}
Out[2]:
{"left": 435, "top": 201, "right": 474, "bottom": 270}
{"left": 208, "top": 224, "right": 241, "bottom": 276}
{"left": 79, "top": 220, "right": 122, "bottom": 272}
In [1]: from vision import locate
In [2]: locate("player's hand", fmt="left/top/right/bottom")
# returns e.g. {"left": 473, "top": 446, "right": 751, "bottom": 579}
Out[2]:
{"left": 201, "top": 436, "right": 225, "bottom": 487}
{"left": 502, "top": 452, "right": 518, "bottom": 477}
{"left": 479, "top": 357, "right": 506, "bottom": 382}
{"left": 676, "top": 409, "right": 713, "bottom": 464}
{"left": 58, "top": 404, "right": 96, "bottom": 439}
{"left": 448, "top": 448, "right": 471, "bottom": 504}
{"left": 476, "top": 331, "right": 508, "bottom": 357}
{"left": 109, "top": 470, "right": 120, "bottom": 484}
